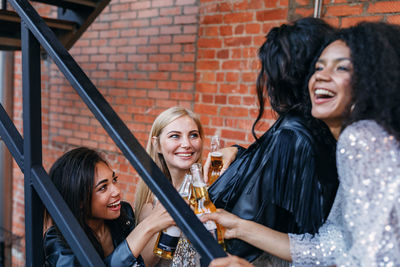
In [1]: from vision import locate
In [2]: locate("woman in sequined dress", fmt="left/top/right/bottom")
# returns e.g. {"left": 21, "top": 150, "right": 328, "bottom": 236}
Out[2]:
{"left": 204, "top": 22, "right": 400, "bottom": 267}
{"left": 135, "top": 106, "right": 204, "bottom": 267}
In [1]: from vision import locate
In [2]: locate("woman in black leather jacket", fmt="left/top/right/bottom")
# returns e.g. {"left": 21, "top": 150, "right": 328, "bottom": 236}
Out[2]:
{"left": 206, "top": 18, "right": 339, "bottom": 265}
{"left": 43, "top": 147, "right": 175, "bottom": 266}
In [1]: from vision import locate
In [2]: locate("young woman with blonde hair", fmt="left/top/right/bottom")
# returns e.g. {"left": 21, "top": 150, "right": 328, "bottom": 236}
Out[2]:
{"left": 135, "top": 106, "right": 204, "bottom": 266}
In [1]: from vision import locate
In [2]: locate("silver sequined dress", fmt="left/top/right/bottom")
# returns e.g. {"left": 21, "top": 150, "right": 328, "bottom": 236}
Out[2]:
{"left": 289, "top": 120, "right": 400, "bottom": 266}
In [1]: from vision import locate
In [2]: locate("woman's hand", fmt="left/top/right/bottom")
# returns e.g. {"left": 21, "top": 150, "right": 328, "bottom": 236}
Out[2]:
{"left": 209, "top": 255, "right": 254, "bottom": 267}
{"left": 145, "top": 202, "right": 176, "bottom": 233}
{"left": 203, "top": 146, "right": 239, "bottom": 183}
{"left": 126, "top": 202, "right": 175, "bottom": 261}
{"left": 202, "top": 209, "right": 292, "bottom": 262}
{"left": 200, "top": 209, "right": 242, "bottom": 239}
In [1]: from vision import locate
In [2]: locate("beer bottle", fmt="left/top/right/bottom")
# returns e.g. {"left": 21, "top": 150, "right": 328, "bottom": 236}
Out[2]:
{"left": 207, "top": 135, "right": 223, "bottom": 186}
{"left": 190, "top": 163, "right": 225, "bottom": 249}
{"left": 153, "top": 173, "right": 192, "bottom": 259}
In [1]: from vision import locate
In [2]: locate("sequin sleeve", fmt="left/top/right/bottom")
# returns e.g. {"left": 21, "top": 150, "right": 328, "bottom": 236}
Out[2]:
{"left": 289, "top": 120, "right": 400, "bottom": 266}
{"left": 288, "top": 196, "right": 347, "bottom": 266}
{"left": 335, "top": 120, "right": 400, "bottom": 267}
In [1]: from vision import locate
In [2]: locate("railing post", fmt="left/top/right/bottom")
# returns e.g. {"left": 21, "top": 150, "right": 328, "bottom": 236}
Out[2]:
{"left": 21, "top": 24, "right": 44, "bottom": 266}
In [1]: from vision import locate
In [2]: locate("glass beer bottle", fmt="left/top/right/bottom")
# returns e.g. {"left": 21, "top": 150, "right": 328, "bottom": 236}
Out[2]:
{"left": 190, "top": 163, "right": 225, "bottom": 249}
{"left": 207, "top": 135, "right": 223, "bottom": 186}
{"left": 153, "top": 173, "right": 192, "bottom": 259}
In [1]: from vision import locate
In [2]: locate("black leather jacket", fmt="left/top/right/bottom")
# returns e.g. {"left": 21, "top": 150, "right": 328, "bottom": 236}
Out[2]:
{"left": 43, "top": 201, "right": 144, "bottom": 267}
{"left": 209, "top": 111, "right": 339, "bottom": 262}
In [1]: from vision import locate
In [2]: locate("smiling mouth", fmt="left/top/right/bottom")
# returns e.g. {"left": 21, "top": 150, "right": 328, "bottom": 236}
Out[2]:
{"left": 176, "top": 153, "right": 194, "bottom": 157}
{"left": 315, "top": 89, "right": 335, "bottom": 100}
{"left": 107, "top": 200, "right": 120, "bottom": 208}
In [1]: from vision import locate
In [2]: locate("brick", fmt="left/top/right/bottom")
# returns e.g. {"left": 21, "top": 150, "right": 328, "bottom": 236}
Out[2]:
{"left": 152, "top": 0, "right": 173, "bottom": 7}
{"left": 264, "top": 0, "right": 279, "bottom": 8}
{"left": 196, "top": 83, "right": 218, "bottom": 93}
{"left": 326, "top": 5, "right": 363, "bottom": 17}
{"left": 198, "top": 38, "right": 222, "bottom": 48}
{"left": 197, "top": 60, "right": 220, "bottom": 70}
{"left": 368, "top": 1, "right": 400, "bottom": 13}
{"left": 160, "top": 26, "right": 181, "bottom": 34}
{"left": 235, "top": 25, "right": 245, "bottom": 34}
{"left": 172, "top": 54, "right": 195, "bottom": 62}
{"left": 224, "top": 12, "right": 254, "bottom": 23}
{"left": 341, "top": 16, "right": 382, "bottom": 27}
{"left": 137, "top": 45, "right": 158, "bottom": 54}
{"left": 295, "top": 0, "right": 310, "bottom": 5}
{"left": 245, "top": 23, "right": 261, "bottom": 34}
{"left": 131, "top": 1, "right": 151, "bottom": 10}
{"left": 149, "top": 54, "right": 171, "bottom": 62}
{"left": 170, "top": 92, "right": 194, "bottom": 100}
{"left": 158, "top": 81, "right": 179, "bottom": 89}
{"left": 205, "top": 26, "right": 219, "bottom": 36}
{"left": 294, "top": 7, "right": 314, "bottom": 18}
{"left": 194, "top": 104, "right": 218, "bottom": 115}
{"left": 152, "top": 17, "right": 173, "bottom": 26}
{"left": 220, "top": 25, "right": 233, "bottom": 36}
{"left": 174, "top": 15, "right": 197, "bottom": 24}
{"left": 138, "top": 9, "right": 159, "bottom": 18}
{"left": 173, "top": 34, "right": 197, "bottom": 43}
{"left": 171, "top": 72, "right": 195, "bottom": 81}
{"left": 160, "top": 44, "right": 182, "bottom": 53}
{"left": 201, "top": 94, "right": 214, "bottom": 103}
{"left": 158, "top": 63, "right": 179, "bottom": 71}
{"left": 256, "top": 9, "right": 287, "bottom": 21}
{"left": 160, "top": 7, "right": 181, "bottom": 16}
{"left": 221, "top": 129, "right": 246, "bottom": 140}
{"left": 150, "top": 36, "right": 172, "bottom": 44}
{"left": 176, "top": 0, "right": 196, "bottom": 5}
{"left": 202, "top": 15, "right": 223, "bottom": 24}
{"left": 388, "top": 14, "right": 400, "bottom": 24}
{"left": 216, "top": 50, "right": 228, "bottom": 59}
{"left": 139, "top": 27, "right": 160, "bottom": 36}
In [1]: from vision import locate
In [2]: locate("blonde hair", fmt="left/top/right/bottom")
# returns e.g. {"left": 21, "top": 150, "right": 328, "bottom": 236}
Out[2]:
{"left": 135, "top": 107, "right": 204, "bottom": 221}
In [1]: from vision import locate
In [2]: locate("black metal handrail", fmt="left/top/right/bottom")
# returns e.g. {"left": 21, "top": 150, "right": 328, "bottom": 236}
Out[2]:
{"left": 0, "top": 0, "right": 227, "bottom": 266}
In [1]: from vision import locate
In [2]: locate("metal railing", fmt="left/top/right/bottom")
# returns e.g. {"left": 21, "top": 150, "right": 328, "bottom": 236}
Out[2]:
{"left": 0, "top": 0, "right": 227, "bottom": 265}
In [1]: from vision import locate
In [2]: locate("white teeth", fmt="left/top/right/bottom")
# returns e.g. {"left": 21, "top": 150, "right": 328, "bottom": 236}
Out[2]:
{"left": 108, "top": 200, "right": 120, "bottom": 208}
{"left": 178, "top": 153, "right": 192, "bottom": 157}
{"left": 315, "top": 89, "right": 335, "bottom": 97}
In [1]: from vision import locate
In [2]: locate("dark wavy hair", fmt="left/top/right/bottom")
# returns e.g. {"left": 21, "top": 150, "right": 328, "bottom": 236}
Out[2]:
{"left": 253, "top": 17, "right": 335, "bottom": 139}
{"left": 46, "top": 147, "right": 111, "bottom": 257}
{"left": 331, "top": 22, "right": 400, "bottom": 141}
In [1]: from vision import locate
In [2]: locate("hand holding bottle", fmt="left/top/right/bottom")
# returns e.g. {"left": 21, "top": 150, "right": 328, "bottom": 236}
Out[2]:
{"left": 199, "top": 209, "right": 242, "bottom": 240}
{"left": 203, "top": 146, "right": 239, "bottom": 184}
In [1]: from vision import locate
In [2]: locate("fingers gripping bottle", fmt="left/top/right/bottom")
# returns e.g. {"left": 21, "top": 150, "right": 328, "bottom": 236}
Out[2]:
{"left": 153, "top": 174, "right": 193, "bottom": 259}
{"left": 207, "top": 135, "right": 223, "bottom": 186}
{"left": 190, "top": 163, "right": 225, "bottom": 249}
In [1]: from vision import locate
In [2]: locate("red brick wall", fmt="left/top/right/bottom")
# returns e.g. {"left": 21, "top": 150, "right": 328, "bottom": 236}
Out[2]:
{"left": 10, "top": 0, "right": 400, "bottom": 265}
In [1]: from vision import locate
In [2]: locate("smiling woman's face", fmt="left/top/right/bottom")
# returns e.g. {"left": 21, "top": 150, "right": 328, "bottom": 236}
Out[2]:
{"left": 308, "top": 40, "right": 353, "bottom": 132}
{"left": 156, "top": 115, "right": 202, "bottom": 178}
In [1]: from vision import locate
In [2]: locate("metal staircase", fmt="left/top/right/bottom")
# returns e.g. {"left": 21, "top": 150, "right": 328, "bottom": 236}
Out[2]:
{"left": 0, "top": 0, "right": 110, "bottom": 50}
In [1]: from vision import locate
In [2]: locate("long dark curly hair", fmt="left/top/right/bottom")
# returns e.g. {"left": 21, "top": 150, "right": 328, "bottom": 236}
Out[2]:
{"left": 334, "top": 22, "right": 400, "bottom": 141}
{"left": 253, "top": 17, "right": 335, "bottom": 139}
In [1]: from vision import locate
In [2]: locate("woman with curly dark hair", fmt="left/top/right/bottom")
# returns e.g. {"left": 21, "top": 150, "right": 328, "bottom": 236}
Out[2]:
{"left": 204, "top": 21, "right": 400, "bottom": 267}
{"left": 205, "top": 17, "right": 339, "bottom": 265}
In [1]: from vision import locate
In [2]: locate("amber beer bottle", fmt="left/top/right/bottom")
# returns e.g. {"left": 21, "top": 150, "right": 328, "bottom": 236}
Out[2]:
{"left": 153, "top": 174, "right": 192, "bottom": 259}
{"left": 207, "top": 135, "right": 223, "bottom": 186}
{"left": 190, "top": 163, "right": 225, "bottom": 249}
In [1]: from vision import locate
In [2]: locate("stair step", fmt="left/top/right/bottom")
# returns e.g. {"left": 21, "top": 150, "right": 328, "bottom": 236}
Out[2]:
{"left": 31, "top": 0, "right": 98, "bottom": 10}
{"left": 0, "top": 9, "right": 78, "bottom": 50}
